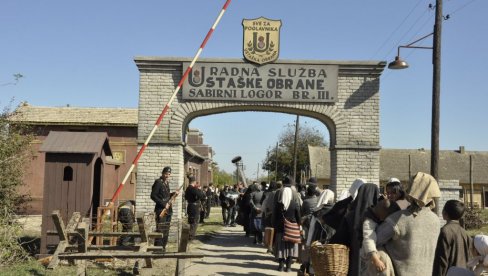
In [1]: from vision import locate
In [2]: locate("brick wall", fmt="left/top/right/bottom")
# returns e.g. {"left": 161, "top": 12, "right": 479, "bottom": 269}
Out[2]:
{"left": 438, "top": 179, "right": 462, "bottom": 225}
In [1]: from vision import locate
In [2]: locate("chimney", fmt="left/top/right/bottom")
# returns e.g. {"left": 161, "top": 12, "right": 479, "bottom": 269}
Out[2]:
{"left": 459, "top": 146, "right": 465, "bottom": 154}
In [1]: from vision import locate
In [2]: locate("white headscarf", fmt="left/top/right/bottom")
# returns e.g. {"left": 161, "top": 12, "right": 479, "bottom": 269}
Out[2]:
{"left": 474, "top": 235, "right": 488, "bottom": 266}
{"left": 337, "top": 189, "right": 349, "bottom": 201}
{"left": 281, "top": 187, "right": 293, "bottom": 211}
{"left": 306, "top": 189, "right": 334, "bottom": 247}
{"left": 316, "top": 189, "right": 335, "bottom": 209}
{"left": 349, "top": 178, "right": 366, "bottom": 200}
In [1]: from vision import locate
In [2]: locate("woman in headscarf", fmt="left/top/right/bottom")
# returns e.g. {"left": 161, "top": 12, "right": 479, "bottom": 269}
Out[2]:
{"left": 272, "top": 176, "right": 301, "bottom": 272}
{"left": 469, "top": 235, "right": 488, "bottom": 275}
{"left": 300, "top": 189, "right": 335, "bottom": 275}
{"left": 330, "top": 183, "right": 380, "bottom": 276}
{"left": 375, "top": 172, "right": 441, "bottom": 276}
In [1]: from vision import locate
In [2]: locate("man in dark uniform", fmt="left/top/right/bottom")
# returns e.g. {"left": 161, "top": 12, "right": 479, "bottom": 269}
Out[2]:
{"left": 117, "top": 200, "right": 135, "bottom": 246}
{"left": 151, "top": 166, "right": 179, "bottom": 250}
{"left": 184, "top": 176, "right": 205, "bottom": 240}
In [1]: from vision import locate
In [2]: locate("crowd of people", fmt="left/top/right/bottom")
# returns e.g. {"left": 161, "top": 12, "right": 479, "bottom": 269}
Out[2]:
{"left": 149, "top": 165, "right": 488, "bottom": 276}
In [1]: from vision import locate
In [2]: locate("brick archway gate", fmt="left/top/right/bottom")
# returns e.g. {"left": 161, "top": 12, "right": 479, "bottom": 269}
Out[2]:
{"left": 135, "top": 57, "right": 385, "bottom": 216}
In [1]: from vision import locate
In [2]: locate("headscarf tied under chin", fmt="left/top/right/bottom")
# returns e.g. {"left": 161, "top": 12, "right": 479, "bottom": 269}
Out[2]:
{"left": 281, "top": 187, "right": 293, "bottom": 211}
{"left": 474, "top": 235, "right": 488, "bottom": 266}
{"left": 407, "top": 172, "right": 441, "bottom": 208}
{"left": 349, "top": 178, "right": 366, "bottom": 200}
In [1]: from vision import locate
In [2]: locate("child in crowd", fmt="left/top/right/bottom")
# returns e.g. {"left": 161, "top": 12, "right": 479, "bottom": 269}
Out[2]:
{"left": 385, "top": 178, "right": 405, "bottom": 201}
{"left": 361, "top": 198, "right": 400, "bottom": 273}
{"left": 433, "top": 200, "right": 472, "bottom": 276}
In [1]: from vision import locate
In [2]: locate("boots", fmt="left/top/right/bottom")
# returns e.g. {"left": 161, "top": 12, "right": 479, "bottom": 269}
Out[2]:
{"left": 278, "top": 258, "right": 285, "bottom": 272}
{"left": 285, "top": 256, "right": 292, "bottom": 272}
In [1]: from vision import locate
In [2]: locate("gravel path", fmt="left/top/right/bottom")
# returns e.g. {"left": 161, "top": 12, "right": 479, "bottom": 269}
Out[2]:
{"left": 185, "top": 226, "right": 300, "bottom": 276}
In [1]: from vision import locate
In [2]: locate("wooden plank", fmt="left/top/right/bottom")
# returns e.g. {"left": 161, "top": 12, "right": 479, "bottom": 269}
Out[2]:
{"left": 57, "top": 252, "right": 205, "bottom": 259}
{"left": 47, "top": 241, "right": 68, "bottom": 269}
{"left": 52, "top": 210, "right": 67, "bottom": 241}
{"left": 48, "top": 231, "right": 164, "bottom": 238}
{"left": 176, "top": 223, "right": 191, "bottom": 276}
{"left": 77, "top": 220, "right": 89, "bottom": 253}
{"left": 137, "top": 213, "right": 152, "bottom": 268}
{"left": 76, "top": 260, "right": 87, "bottom": 276}
{"left": 137, "top": 215, "right": 148, "bottom": 243}
{"left": 47, "top": 212, "right": 82, "bottom": 269}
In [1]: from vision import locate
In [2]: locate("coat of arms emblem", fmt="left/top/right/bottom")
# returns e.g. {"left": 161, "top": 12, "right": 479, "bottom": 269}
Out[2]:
{"left": 242, "top": 17, "right": 281, "bottom": 65}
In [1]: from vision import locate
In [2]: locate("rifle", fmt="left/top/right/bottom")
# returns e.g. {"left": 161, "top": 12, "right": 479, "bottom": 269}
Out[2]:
{"left": 159, "top": 183, "right": 184, "bottom": 218}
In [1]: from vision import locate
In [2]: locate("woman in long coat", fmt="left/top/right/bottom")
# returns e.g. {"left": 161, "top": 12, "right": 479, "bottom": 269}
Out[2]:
{"left": 272, "top": 176, "right": 301, "bottom": 272}
{"left": 330, "top": 183, "right": 380, "bottom": 276}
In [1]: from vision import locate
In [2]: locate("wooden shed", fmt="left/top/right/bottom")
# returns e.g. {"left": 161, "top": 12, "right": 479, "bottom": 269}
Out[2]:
{"left": 39, "top": 131, "right": 113, "bottom": 254}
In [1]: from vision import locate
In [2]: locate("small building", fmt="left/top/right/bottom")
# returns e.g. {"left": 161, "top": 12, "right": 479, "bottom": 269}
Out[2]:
{"left": 40, "top": 131, "right": 114, "bottom": 254}
{"left": 11, "top": 103, "right": 138, "bottom": 214}
{"left": 12, "top": 103, "right": 215, "bottom": 215}
{"left": 309, "top": 146, "right": 488, "bottom": 208}
{"left": 185, "top": 129, "right": 214, "bottom": 187}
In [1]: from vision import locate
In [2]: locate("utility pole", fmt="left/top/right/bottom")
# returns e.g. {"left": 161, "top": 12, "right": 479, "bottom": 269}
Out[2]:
{"left": 431, "top": 0, "right": 442, "bottom": 180}
{"left": 292, "top": 115, "right": 299, "bottom": 184}
{"left": 275, "top": 142, "right": 278, "bottom": 181}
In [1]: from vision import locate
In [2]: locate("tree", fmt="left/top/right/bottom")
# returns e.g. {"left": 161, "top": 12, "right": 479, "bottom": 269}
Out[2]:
{"left": 0, "top": 104, "right": 33, "bottom": 264}
{"left": 262, "top": 122, "right": 327, "bottom": 183}
{"left": 212, "top": 165, "right": 234, "bottom": 188}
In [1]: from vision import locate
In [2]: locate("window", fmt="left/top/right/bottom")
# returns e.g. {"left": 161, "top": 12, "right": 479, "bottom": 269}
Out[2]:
{"left": 63, "top": 166, "right": 73, "bottom": 181}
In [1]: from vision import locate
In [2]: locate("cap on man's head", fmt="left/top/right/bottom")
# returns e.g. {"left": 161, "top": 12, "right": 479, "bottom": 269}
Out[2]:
{"left": 388, "top": 177, "right": 401, "bottom": 184}
{"left": 307, "top": 177, "right": 318, "bottom": 185}
{"left": 162, "top": 166, "right": 172, "bottom": 174}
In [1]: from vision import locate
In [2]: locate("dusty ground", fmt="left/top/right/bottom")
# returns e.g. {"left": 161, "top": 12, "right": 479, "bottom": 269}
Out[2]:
{"left": 185, "top": 226, "right": 300, "bottom": 276}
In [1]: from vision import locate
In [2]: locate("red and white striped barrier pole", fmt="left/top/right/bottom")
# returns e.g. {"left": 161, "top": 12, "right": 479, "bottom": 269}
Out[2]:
{"left": 110, "top": 0, "right": 232, "bottom": 203}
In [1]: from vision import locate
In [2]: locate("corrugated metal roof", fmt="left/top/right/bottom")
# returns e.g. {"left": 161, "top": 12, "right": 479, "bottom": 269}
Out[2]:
{"left": 11, "top": 104, "right": 137, "bottom": 126}
{"left": 40, "top": 131, "right": 112, "bottom": 156}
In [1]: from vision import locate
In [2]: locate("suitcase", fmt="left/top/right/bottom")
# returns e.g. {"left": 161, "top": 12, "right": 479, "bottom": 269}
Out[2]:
{"left": 264, "top": 227, "right": 274, "bottom": 250}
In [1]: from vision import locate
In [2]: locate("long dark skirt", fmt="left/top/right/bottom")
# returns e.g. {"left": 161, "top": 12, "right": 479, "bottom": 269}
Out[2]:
{"left": 274, "top": 232, "right": 298, "bottom": 259}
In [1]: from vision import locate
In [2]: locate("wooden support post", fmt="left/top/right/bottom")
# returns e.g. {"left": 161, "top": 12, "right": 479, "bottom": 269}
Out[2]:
{"left": 483, "top": 186, "right": 486, "bottom": 209}
{"left": 52, "top": 210, "right": 67, "bottom": 241}
{"left": 176, "top": 223, "right": 190, "bottom": 276}
{"left": 48, "top": 211, "right": 81, "bottom": 269}
{"left": 76, "top": 219, "right": 89, "bottom": 276}
{"left": 137, "top": 213, "right": 152, "bottom": 268}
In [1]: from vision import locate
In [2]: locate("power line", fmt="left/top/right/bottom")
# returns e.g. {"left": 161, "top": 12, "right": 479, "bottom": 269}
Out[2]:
{"left": 371, "top": 0, "right": 425, "bottom": 60}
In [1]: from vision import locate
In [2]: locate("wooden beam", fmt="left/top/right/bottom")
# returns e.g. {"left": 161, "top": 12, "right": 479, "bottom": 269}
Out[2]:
{"left": 51, "top": 210, "right": 67, "bottom": 241}
{"left": 48, "top": 211, "right": 82, "bottom": 269}
{"left": 176, "top": 223, "right": 191, "bottom": 276}
{"left": 57, "top": 252, "right": 204, "bottom": 260}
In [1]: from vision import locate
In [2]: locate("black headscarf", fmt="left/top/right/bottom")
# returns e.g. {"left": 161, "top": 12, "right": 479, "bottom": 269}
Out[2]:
{"left": 350, "top": 183, "right": 380, "bottom": 235}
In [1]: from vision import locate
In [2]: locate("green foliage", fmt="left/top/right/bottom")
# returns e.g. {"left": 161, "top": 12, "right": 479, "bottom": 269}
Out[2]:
{"left": 262, "top": 121, "right": 328, "bottom": 182}
{"left": 464, "top": 208, "right": 484, "bottom": 230}
{"left": 0, "top": 104, "right": 33, "bottom": 266}
{"left": 212, "top": 167, "right": 234, "bottom": 188}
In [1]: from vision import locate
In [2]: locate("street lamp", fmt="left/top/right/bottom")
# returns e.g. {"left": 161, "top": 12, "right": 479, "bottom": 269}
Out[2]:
{"left": 388, "top": 0, "right": 443, "bottom": 181}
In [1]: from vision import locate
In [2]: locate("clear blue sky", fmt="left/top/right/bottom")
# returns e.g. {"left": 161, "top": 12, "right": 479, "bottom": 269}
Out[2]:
{"left": 2, "top": 0, "right": 487, "bottom": 177}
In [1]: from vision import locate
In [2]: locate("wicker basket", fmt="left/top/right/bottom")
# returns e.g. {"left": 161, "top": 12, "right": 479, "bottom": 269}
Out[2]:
{"left": 310, "top": 242, "right": 349, "bottom": 276}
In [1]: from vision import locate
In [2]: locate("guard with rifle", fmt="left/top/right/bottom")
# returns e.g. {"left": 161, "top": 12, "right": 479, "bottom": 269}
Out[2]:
{"left": 151, "top": 166, "right": 179, "bottom": 251}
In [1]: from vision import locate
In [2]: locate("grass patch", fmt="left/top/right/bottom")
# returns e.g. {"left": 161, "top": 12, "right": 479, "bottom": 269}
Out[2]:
{"left": 467, "top": 209, "right": 488, "bottom": 236}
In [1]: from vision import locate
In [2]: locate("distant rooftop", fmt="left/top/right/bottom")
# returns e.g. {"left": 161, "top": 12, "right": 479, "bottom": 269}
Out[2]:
{"left": 11, "top": 103, "right": 138, "bottom": 126}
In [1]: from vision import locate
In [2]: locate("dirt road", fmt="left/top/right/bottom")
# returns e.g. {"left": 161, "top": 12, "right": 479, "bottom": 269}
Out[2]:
{"left": 185, "top": 226, "right": 300, "bottom": 276}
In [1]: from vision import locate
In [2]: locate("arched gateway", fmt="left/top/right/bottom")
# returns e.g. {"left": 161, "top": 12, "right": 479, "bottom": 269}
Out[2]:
{"left": 135, "top": 57, "right": 385, "bottom": 215}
